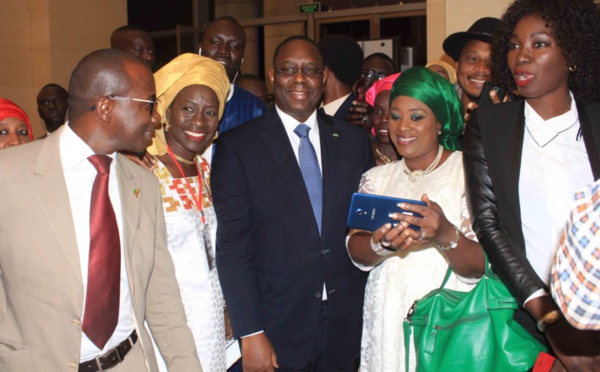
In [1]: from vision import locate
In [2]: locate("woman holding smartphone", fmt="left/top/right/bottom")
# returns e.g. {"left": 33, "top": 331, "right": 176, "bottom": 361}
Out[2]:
{"left": 347, "top": 67, "right": 484, "bottom": 371}
{"left": 463, "top": 0, "right": 600, "bottom": 369}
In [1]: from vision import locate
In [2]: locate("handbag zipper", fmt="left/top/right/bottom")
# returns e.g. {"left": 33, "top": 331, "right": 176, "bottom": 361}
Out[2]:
{"left": 433, "top": 313, "right": 489, "bottom": 330}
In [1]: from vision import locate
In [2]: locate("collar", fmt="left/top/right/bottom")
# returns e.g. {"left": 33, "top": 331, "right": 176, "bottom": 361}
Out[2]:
{"left": 227, "top": 84, "right": 235, "bottom": 102}
{"left": 320, "top": 93, "right": 351, "bottom": 116}
{"left": 524, "top": 92, "right": 578, "bottom": 147}
{"left": 275, "top": 105, "right": 318, "bottom": 132}
{"left": 60, "top": 122, "right": 116, "bottom": 169}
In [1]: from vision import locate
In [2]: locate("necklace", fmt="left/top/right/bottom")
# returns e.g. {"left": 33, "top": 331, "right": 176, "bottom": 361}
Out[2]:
{"left": 375, "top": 144, "right": 393, "bottom": 164}
{"left": 172, "top": 152, "right": 197, "bottom": 165}
{"left": 401, "top": 144, "right": 444, "bottom": 182}
{"left": 166, "top": 147, "right": 216, "bottom": 270}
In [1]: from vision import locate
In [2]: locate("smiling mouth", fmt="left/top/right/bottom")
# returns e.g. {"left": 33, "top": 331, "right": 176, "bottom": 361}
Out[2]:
{"left": 468, "top": 77, "right": 487, "bottom": 85}
{"left": 184, "top": 130, "right": 207, "bottom": 140}
{"left": 396, "top": 136, "right": 416, "bottom": 145}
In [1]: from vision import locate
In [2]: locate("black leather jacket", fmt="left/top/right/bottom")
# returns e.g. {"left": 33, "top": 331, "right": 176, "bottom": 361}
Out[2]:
{"left": 462, "top": 101, "right": 600, "bottom": 305}
{"left": 463, "top": 102, "right": 545, "bottom": 305}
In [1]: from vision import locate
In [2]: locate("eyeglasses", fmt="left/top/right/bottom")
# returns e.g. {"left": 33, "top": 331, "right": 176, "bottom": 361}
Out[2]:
{"left": 273, "top": 67, "right": 323, "bottom": 78}
{"left": 361, "top": 70, "right": 387, "bottom": 81}
{"left": 89, "top": 95, "right": 156, "bottom": 114}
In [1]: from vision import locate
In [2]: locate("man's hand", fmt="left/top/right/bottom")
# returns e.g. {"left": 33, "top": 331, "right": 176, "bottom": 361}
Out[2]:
{"left": 241, "top": 333, "right": 279, "bottom": 372}
{"left": 348, "top": 100, "right": 373, "bottom": 129}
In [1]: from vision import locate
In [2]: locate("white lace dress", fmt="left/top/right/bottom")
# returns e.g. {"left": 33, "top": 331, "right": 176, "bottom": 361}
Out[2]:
{"left": 348, "top": 151, "right": 477, "bottom": 372}
{"left": 152, "top": 158, "right": 226, "bottom": 372}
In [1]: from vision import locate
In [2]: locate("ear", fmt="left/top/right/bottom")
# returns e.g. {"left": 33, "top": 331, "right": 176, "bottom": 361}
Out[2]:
{"left": 437, "top": 121, "right": 442, "bottom": 134}
{"left": 166, "top": 106, "right": 172, "bottom": 124}
{"left": 94, "top": 97, "right": 112, "bottom": 123}
{"left": 322, "top": 66, "right": 329, "bottom": 85}
{"left": 268, "top": 68, "right": 275, "bottom": 85}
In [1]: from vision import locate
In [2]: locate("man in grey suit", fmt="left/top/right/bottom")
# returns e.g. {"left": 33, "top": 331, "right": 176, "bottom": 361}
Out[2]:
{"left": 0, "top": 49, "right": 201, "bottom": 371}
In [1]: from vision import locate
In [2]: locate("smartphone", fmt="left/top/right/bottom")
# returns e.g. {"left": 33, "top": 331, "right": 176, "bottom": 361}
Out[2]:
{"left": 477, "top": 81, "right": 506, "bottom": 107}
{"left": 346, "top": 193, "right": 426, "bottom": 232}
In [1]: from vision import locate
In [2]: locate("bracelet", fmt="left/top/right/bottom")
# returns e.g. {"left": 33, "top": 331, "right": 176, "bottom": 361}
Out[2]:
{"left": 437, "top": 225, "right": 460, "bottom": 251}
{"left": 370, "top": 237, "right": 395, "bottom": 256}
{"left": 536, "top": 310, "right": 563, "bottom": 332}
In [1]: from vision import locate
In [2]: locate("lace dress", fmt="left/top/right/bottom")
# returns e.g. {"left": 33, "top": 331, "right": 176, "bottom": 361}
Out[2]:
{"left": 348, "top": 151, "right": 477, "bottom": 372}
{"left": 152, "top": 158, "right": 226, "bottom": 372}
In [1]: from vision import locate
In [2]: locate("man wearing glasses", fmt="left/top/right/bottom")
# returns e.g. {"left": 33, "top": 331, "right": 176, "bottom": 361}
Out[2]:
{"left": 0, "top": 49, "right": 201, "bottom": 371}
{"left": 212, "top": 36, "right": 374, "bottom": 372}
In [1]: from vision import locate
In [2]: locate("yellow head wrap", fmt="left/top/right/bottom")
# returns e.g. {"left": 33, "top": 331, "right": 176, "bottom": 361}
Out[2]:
{"left": 425, "top": 60, "right": 458, "bottom": 85}
{"left": 147, "top": 53, "right": 230, "bottom": 155}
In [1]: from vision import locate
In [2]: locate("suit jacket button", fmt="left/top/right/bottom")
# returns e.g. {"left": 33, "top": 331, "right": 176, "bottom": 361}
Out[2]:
{"left": 315, "top": 292, "right": 321, "bottom": 298}
{"left": 320, "top": 249, "right": 329, "bottom": 256}
{"left": 71, "top": 319, "right": 81, "bottom": 326}
{"left": 68, "top": 362, "right": 78, "bottom": 369}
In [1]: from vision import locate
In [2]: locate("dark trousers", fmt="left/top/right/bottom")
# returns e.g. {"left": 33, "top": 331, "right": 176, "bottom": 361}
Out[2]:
{"left": 276, "top": 301, "right": 358, "bottom": 372}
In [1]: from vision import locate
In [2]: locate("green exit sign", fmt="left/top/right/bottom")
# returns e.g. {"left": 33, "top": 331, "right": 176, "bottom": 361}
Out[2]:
{"left": 299, "top": 2, "right": 321, "bottom": 14}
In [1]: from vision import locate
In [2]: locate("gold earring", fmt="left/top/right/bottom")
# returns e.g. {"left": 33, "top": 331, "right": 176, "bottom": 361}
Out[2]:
{"left": 568, "top": 65, "right": 577, "bottom": 72}
{"left": 164, "top": 122, "right": 171, "bottom": 131}
{"left": 213, "top": 131, "right": 219, "bottom": 140}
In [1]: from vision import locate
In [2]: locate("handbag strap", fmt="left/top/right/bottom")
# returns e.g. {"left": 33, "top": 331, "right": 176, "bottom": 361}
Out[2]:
{"left": 404, "top": 320, "right": 412, "bottom": 372}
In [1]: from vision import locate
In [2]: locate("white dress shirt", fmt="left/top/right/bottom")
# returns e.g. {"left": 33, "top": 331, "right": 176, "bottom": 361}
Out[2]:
{"left": 59, "top": 124, "right": 135, "bottom": 362}
{"left": 519, "top": 93, "right": 594, "bottom": 302}
{"left": 321, "top": 93, "right": 351, "bottom": 117}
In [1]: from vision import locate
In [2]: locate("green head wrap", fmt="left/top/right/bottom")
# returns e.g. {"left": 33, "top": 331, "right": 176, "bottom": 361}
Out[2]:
{"left": 389, "top": 66, "right": 464, "bottom": 151}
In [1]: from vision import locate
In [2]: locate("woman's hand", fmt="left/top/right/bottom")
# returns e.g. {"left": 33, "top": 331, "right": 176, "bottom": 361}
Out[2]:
{"left": 123, "top": 151, "right": 156, "bottom": 172}
{"left": 224, "top": 307, "right": 233, "bottom": 340}
{"left": 387, "top": 194, "right": 455, "bottom": 251}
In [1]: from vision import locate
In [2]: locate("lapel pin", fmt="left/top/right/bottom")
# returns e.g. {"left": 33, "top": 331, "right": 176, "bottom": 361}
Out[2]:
{"left": 333, "top": 133, "right": 339, "bottom": 137}
{"left": 133, "top": 189, "right": 141, "bottom": 198}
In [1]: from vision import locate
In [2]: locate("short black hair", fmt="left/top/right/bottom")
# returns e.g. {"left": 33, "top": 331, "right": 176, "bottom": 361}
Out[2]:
{"left": 203, "top": 16, "right": 246, "bottom": 42}
{"left": 493, "top": 0, "right": 600, "bottom": 103}
{"left": 363, "top": 52, "right": 397, "bottom": 73}
{"left": 272, "top": 35, "right": 321, "bottom": 66}
{"left": 37, "top": 83, "right": 68, "bottom": 97}
{"left": 68, "top": 49, "right": 149, "bottom": 117}
{"left": 112, "top": 25, "right": 150, "bottom": 34}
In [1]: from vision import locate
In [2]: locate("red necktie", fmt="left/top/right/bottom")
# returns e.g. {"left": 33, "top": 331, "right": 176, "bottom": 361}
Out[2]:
{"left": 82, "top": 155, "right": 121, "bottom": 349}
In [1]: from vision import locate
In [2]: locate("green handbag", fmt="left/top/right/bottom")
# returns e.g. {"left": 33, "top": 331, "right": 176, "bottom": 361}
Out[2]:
{"left": 403, "top": 258, "right": 546, "bottom": 371}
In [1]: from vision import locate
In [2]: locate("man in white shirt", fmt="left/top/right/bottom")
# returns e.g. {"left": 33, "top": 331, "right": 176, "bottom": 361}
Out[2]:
{"left": 318, "top": 34, "right": 364, "bottom": 122}
{"left": 212, "top": 35, "right": 373, "bottom": 372}
{"left": 0, "top": 49, "right": 201, "bottom": 371}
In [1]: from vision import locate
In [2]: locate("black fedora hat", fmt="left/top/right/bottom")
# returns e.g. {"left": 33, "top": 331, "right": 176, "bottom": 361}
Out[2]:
{"left": 443, "top": 17, "right": 500, "bottom": 61}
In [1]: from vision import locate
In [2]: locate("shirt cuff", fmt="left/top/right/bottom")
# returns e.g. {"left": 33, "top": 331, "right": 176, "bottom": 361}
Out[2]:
{"left": 524, "top": 288, "right": 547, "bottom": 305}
{"left": 240, "top": 330, "right": 264, "bottom": 338}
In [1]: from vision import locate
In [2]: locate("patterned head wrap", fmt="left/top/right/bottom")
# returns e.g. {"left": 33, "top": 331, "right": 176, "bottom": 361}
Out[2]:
{"left": 0, "top": 98, "right": 33, "bottom": 141}
{"left": 148, "top": 53, "right": 230, "bottom": 155}
{"left": 389, "top": 66, "right": 463, "bottom": 151}
{"left": 365, "top": 72, "right": 401, "bottom": 107}
{"left": 425, "top": 60, "right": 458, "bottom": 84}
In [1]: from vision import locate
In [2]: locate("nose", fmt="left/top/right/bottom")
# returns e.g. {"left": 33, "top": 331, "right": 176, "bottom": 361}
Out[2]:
{"left": 47, "top": 100, "right": 57, "bottom": 110}
{"left": 5, "top": 132, "right": 27, "bottom": 148}
{"left": 474, "top": 59, "right": 492, "bottom": 75}
{"left": 151, "top": 108, "right": 160, "bottom": 127}
{"left": 292, "top": 69, "right": 307, "bottom": 83}
{"left": 515, "top": 46, "right": 531, "bottom": 65}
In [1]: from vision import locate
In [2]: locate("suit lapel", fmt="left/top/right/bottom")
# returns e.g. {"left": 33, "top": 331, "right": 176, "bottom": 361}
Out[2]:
{"left": 318, "top": 113, "right": 340, "bottom": 240}
{"left": 29, "top": 129, "right": 81, "bottom": 282}
{"left": 116, "top": 154, "right": 141, "bottom": 278}
{"left": 260, "top": 108, "right": 321, "bottom": 237}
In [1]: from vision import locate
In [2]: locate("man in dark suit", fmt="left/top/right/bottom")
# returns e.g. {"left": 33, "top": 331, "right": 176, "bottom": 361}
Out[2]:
{"left": 212, "top": 36, "right": 374, "bottom": 372}
{"left": 318, "top": 34, "right": 364, "bottom": 122}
